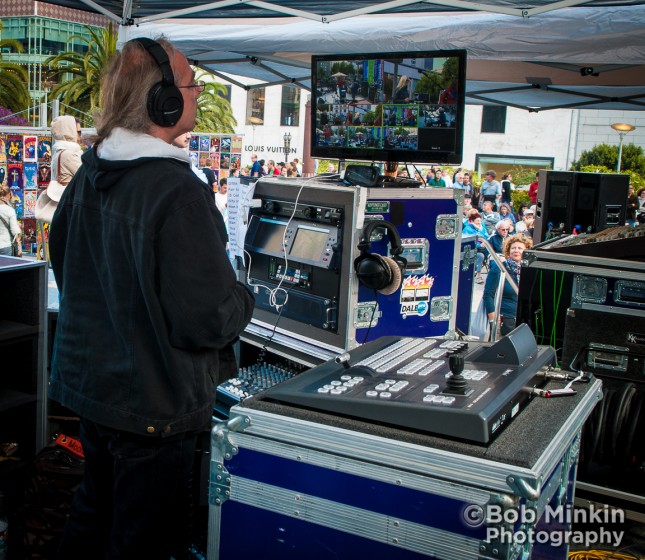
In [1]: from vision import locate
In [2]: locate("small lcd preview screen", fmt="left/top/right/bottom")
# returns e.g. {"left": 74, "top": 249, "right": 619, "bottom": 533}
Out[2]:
{"left": 252, "top": 218, "right": 287, "bottom": 253}
{"left": 289, "top": 226, "right": 329, "bottom": 261}
{"left": 311, "top": 50, "right": 466, "bottom": 163}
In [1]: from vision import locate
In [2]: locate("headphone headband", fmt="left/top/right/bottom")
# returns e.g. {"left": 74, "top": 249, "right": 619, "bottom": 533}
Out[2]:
{"left": 129, "top": 37, "right": 184, "bottom": 128}
{"left": 358, "top": 220, "right": 403, "bottom": 256}
{"left": 132, "top": 38, "right": 175, "bottom": 86}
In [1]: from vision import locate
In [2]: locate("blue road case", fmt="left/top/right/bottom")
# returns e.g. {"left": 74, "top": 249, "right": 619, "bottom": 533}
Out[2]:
{"left": 207, "top": 373, "right": 602, "bottom": 560}
{"left": 238, "top": 178, "right": 465, "bottom": 365}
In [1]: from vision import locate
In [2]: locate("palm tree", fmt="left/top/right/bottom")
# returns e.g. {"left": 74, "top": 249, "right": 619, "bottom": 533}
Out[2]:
{"left": 45, "top": 22, "right": 119, "bottom": 124}
{"left": 194, "top": 71, "right": 237, "bottom": 133}
{"left": 0, "top": 21, "right": 31, "bottom": 115}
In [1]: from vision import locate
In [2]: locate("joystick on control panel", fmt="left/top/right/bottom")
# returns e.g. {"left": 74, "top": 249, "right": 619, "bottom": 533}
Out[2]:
{"left": 444, "top": 353, "right": 473, "bottom": 396}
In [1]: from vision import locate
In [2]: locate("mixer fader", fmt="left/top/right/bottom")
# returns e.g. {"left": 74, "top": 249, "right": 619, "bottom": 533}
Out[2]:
{"left": 265, "top": 324, "right": 556, "bottom": 443}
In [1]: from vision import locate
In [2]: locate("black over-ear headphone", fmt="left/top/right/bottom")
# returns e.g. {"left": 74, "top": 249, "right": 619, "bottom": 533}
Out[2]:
{"left": 131, "top": 37, "right": 184, "bottom": 128}
{"left": 354, "top": 220, "right": 407, "bottom": 295}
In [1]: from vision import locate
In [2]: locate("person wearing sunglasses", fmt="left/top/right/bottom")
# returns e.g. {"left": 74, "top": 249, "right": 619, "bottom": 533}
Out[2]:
{"left": 488, "top": 219, "right": 514, "bottom": 255}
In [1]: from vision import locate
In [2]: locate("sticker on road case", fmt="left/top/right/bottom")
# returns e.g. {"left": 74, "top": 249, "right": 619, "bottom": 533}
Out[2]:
{"left": 400, "top": 274, "right": 434, "bottom": 317}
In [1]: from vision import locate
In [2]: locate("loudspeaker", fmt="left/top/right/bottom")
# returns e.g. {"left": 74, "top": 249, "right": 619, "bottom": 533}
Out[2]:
{"left": 132, "top": 37, "right": 184, "bottom": 127}
{"left": 594, "top": 173, "right": 629, "bottom": 229}
{"left": 354, "top": 220, "right": 407, "bottom": 295}
{"left": 534, "top": 171, "right": 629, "bottom": 242}
{"left": 534, "top": 171, "right": 576, "bottom": 242}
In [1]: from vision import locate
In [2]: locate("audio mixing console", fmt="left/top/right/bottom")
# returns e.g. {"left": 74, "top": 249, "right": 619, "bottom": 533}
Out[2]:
{"left": 265, "top": 324, "right": 556, "bottom": 443}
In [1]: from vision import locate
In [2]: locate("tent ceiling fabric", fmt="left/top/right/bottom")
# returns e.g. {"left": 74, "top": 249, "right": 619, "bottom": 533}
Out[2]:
{"left": 40, "top": 0, "right": 645, "bottom": 110}
{"left": 40, "top": 0, "right": 645, "bottom": 23}
{"left": 118, "top": 6, "right": 645, "bottom": 111}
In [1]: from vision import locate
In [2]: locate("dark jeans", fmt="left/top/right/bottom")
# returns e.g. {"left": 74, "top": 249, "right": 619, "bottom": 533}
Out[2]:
{"left": 501, "top": 316, "right": 516, "bottom": 336}
{"left": 57, "top": 418, "right": 198, "bottom": 560}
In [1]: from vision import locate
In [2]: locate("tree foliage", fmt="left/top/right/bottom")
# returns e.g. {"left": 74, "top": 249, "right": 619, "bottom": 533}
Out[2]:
{"left": 193, "top": 71, "right": 237, "bottom": 133}
{"left": 45, "top": 23, "right": 119, "bottom": 125}
{"left": 0, "top": 21, "right": 31, "bottom": 114}
{"left": 571, "top": 143, "right": 645, "bottom": 176}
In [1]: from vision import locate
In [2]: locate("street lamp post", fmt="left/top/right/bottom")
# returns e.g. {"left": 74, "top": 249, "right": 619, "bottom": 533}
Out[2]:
{"left": 283, "top": 132, "right": 292, "bottom": 163}
{"left": 611, "top": 123, "right": 636, "bottom": 172}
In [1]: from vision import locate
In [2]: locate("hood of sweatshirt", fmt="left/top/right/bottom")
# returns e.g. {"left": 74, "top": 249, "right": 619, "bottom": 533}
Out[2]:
{"left": 85, "top": 128, "right": 192, "bottom": 192}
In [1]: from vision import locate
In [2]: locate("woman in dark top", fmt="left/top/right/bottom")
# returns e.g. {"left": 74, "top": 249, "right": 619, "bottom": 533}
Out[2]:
{"left": 483, "top": 233, "right": 533, "bottom": 336}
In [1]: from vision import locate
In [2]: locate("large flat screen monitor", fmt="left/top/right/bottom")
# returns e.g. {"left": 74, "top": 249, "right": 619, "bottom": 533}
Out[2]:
{"left": 311, "top": 50, "right": 466, "bottom": 165}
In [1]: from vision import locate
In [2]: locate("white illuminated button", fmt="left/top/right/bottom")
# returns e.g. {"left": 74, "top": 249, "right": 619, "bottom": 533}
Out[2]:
{"left": 423, "top": 384, "right": 440, "bottom": 393}
{"left": 352, "top": 377, "right": 364, "bottom": 382}
{"left": 340, "top": 375, "right": 352, "bottom": 381}
{"left": 330, "top": 388, "right": 344, "bottom": 395}
{"left": 442, "top": 396, "right": 456, "bottom": 406}
{"left": 318, "top": 387, "right": 330, "bottom": 394}
{"left": 423, "top": 395, "right": 437, "bottom": 403}
{"left": 379, "top": 392, "right": 392, "bottom": 398}
{"left": 330, "top": 380, "right": 342, "bottom": 386}
{"left": 375, "top": 383, "right": 390, "bottom": 391}
{"left": 433, "top": 396, "right": 447, "bottom": 404}
{"left": 366, "top": 390, "right": 378, "bottom": 398}
{"left": 389, "top": 381, "right": 409, "bottom": 393}
{"left": 342, "top": 381, "right": 354, "bottom": 387}
{"left": 385, "top": 379, "right": 396, "bottom": 385}
{"left": 323, "top": 384, "right": 335, "bottom": 390}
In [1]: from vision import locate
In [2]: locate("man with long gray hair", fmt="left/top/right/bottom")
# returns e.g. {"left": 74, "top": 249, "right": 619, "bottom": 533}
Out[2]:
{"left": 49, "top": 37, "right": 254, "bottom": 559}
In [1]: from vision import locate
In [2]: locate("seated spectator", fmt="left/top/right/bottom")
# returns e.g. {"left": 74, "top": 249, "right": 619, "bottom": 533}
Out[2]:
{"left": 499, "top": 202, "right": 516, "bottom": 223}
{"left": 514, "top": 202, "right": 529, "bottom": 223}
{"left": 488, "top": 219, "right": 513, "bottom": 254}
{"left": 481, "top": 200, "right": 501, "bottom": 236}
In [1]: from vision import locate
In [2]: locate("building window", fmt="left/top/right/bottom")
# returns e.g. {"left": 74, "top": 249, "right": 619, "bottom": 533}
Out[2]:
{"left": 280, "top": 86, "right": 300, "bottom": 126}
{"left": 246, "top": 87, "right": 265, "bottom": 126}
{"left": 481, "top": 106, "right": 507, "bottom": 133}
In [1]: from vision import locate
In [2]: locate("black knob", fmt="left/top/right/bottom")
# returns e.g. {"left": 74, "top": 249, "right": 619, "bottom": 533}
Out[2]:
{"left": 302, "top": 206, "right": 314, "bottom": 219}
{"left": 264, "top": 201, "right": 280, "bottom": 214}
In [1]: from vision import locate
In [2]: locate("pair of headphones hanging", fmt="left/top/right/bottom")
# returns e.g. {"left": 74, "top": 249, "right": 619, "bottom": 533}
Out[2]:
{"left": 131, "top": 37, "right": 184, "bottom": 128}
{"left": 354, "top": 220, "right": 407, "bottom": 296}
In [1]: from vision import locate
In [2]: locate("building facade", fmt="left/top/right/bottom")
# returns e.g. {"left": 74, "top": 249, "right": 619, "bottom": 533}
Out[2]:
{"left": 0, "top": 1, "right": 108, "bottom": 125}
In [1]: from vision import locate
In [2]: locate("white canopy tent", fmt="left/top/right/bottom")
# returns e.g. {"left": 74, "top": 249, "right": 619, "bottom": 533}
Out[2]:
{"left": 40, "top": 0, "right": 645, "bottom": 111}
{"left": 115, "top": 6, "right": 645, "bottom": 111}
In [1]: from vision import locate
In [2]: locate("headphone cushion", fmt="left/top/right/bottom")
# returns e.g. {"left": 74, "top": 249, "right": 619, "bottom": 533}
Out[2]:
{"left": 354, "top": 254, "right": 392, "bottom": 291}
{"left": 379, "top": 256, "right": 403, "bottom": 295}
{"left": 147, "top": 81, "right": 184, "bottom": 127}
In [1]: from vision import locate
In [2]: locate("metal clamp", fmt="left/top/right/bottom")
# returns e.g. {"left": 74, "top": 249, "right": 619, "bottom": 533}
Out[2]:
{"left": 209, "top": 462, "right": 232, "bottom": 507}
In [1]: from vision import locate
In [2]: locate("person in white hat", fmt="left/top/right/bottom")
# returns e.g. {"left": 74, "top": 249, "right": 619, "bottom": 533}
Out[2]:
{"left": 35, "top": 115, "right": 83, "bottom": 223}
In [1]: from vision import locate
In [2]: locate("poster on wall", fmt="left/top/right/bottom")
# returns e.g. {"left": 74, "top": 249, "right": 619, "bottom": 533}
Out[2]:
{"left": 38, "top": 136, "right": 52, "bottom": 162}
{"left": 189, "top": 136, "right": 199, "bottom": 151}
{"left": 23, "top": 162, "right": 38, "bottom": 189}
{"left": 231, "top": 137, "right": 243, "bottom": 153}
{"left": 23, "top": 189, "right": 37, "bottom": 218}
{"left": 24, "top": 136, "right": 37, "bottom": 162}
{"left": 38, "top": 163, "right": 51, "bottom": 186}
{"left": 7, "top": 163, "right": 22, "bottom": 190}
{"left": 6, "top": 135, "right": 23, "bottom": 162}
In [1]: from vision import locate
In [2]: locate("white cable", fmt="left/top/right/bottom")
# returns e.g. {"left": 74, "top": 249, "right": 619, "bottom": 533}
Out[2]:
{"left": 243, "top": 177, "right": 315, "bottom": 312}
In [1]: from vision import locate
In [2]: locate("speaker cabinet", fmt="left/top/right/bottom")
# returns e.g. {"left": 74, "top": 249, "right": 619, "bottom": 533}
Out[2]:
{"left": 534, "top": 171, "right": 576, "bottom": 242}
{"left": 534, "top": 171, "right": 629, "bottom": 243}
